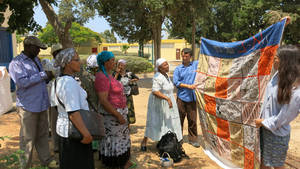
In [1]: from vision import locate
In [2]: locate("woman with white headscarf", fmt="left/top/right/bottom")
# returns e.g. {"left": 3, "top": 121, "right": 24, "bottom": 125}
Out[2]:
{"left": 140, "top": 58, "right": 183, "bottom": 151}
{"left": 113, "top": 59, "right": 139, "bottom": 124}
{"left": 54, "top": 48, "right": 94, "bottom": 169}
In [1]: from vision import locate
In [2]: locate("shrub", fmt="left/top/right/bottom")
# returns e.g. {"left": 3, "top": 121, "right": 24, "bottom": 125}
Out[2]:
{"left": 115, "top": 55, "right": 154, "bottom": 73}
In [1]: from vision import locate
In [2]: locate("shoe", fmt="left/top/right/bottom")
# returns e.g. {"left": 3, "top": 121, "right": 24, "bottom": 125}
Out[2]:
{"left": 140, "top": 145, "right": 147, "bottom": 152}
{"left": 189, "top": 141, "right": 200, "bottom": 148}
{"left": 181, "top": 152, "right": 190, "bottom": 159}
{"left": 128, "top": 160, "right": 137, "bottom": 169}
{"left": 48, "top": 159, "right": 59, "bottom": 168}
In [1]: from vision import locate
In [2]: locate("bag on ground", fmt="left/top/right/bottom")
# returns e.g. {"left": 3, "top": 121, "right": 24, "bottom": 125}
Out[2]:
{"left": 157, "top": 131, "right": 184, "bottom": 163}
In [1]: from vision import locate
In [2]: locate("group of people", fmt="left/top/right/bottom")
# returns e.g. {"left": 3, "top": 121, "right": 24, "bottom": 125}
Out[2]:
{"left": 8, "top": 32, "right": 300, "bottom": 169}
{"left": 8, "top": 36, "right": 139, "bottom": 169}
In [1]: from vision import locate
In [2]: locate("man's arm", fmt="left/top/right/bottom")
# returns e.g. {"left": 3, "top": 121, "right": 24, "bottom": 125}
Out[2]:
{"left": 173, "top": 67, "right": 198, "bottom": 90}
{"left": 9, "top": 60, "right": 48, "bottom": 89}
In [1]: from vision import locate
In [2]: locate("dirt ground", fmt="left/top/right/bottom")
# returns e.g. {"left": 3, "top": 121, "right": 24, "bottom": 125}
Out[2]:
{"left": 0, "top": 73, "right": 300, "bottom": 169}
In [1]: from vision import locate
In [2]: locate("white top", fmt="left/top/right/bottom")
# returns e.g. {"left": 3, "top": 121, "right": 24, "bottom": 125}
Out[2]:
{"left": 54, "top": 76, "right": 89, "bottom": 138}
{"left": 145, "top": 72, "right": 183, "bottom": 141}
{"left": 261, "top": 72, "right": 300, "bottom": 136}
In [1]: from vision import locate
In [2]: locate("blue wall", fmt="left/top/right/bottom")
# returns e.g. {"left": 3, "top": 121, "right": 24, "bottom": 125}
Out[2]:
{"left": 0, "top": 27, "right": 15, "bottom": 91}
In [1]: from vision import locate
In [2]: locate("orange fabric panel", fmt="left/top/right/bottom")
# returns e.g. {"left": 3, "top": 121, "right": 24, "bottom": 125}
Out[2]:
{"left": 215, "top": 77, "right": 228, "bottom": 99}
{"left": 204, "top": 94, "right": 216, "bottom": 116}
{"left": 216, "top": 117, "right": 230, "bottom": 141}
{"left": 244, "top": 148, "right": 254, "bottom": 169}
{"left": 258, "top": 45, "right": 278, "bottom": 76}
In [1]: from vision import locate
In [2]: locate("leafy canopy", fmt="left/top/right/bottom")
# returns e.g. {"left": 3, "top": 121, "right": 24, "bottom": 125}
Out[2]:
{"left": 38, "top": 22, "right": 102, "bottom": 47}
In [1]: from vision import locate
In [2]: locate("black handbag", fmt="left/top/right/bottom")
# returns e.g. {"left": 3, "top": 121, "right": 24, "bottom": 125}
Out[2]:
{"left": 130, "top": 82, "right": 139, "bottom": 95}
{"left": 55, "top": 79, "right": 105, "bottom": 140}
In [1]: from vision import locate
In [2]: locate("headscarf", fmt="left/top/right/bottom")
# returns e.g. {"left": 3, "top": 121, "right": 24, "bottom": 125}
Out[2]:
{"left": 118, "top": 59, "right": 127, "bottom": 65}
{"left": 97, "top": 51, "right": 115, "bottom": 77}
{"left": 155, "top": 58, "right": 167, "bottom": 71}
{"left": 54, "top": 48, "right": 76, "bottom": 69}
{"left": 86, "top": 54, "right": 98, "bottom": 68}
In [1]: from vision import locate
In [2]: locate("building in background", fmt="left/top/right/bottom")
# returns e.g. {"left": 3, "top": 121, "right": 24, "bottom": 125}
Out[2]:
{"left": 99, "top": 39, "right": 197, "bottom": 61}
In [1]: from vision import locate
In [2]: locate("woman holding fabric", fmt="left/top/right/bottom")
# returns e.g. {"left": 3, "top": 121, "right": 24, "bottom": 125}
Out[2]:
{"left": 140, "top": 58, "right": 183, "bottom": 151}
{"left": 255, "top": 45, "right": 300, "bottom": 169}
{"left": 95, "top": 51, "right": 135, "bottom": 169}
{"left": 113, "top": 59, "right": 139, "bottom": 124}
{"left": 54, "top": 48, "right": 94, "bottom": 169}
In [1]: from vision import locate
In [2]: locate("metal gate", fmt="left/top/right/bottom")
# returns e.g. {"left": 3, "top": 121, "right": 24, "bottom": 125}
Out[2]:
{"left": 0, "top": 27, "right": 15, "bottom": 91}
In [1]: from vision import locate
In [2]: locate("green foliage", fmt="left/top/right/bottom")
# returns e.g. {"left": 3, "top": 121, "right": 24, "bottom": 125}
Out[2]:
{"left": 38, "top": 22, "right": 102, "bottom": 47}
{"left": 96, "top": 0, "right": 152, "bottom": 43}
{"left": 166, "top": 0, "right": 299, "bottom": 44}
{"left": 121, "top": 45, "right": 130, "bottom": 54}
{"left": 100, "top": 30, "right": 117, "bottom": 43}
{"left": 165, "top": 0, "right": 208, "bottom": 44}
{"left": 0, "top": 149, "right": 25, "bottom": 169}
{"left": 0, "top": 0, "right": 52, "bottom": 33}
{"left": 0, "top": 137, "right": 48, "bottom": 169}
{"left": 114, "top": 54, "right": 154, "bottom": 73}
{"left": 58, "top": 0, "right": 96, "bottom": 25}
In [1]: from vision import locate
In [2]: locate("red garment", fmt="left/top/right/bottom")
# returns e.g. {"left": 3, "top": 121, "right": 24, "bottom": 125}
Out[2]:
{"left": 95, "top": 72, "right": 126, "bottom": 108}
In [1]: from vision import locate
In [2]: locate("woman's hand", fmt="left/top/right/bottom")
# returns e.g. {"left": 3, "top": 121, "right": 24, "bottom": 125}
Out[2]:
{"left": 117, "top": 114, "right": 126, "bottom": 125}
{"left": 255, "top": 119, "right": 264, "bottom": 128}
{"left": 130, "top": 79, "right": 138, "bottom": 82}
{"left": 166, "top": 97, "right": 173, "bottom": 108}
{"left": 81, "top": 133, "right": 93, "bottom": 144}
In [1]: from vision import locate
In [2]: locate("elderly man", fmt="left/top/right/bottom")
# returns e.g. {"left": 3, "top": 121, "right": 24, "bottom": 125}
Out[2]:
{"left": 9, "top": 36, "right": 58, "bottom": 169}
{"left": 173, "top": 48, "right": 200, "bottom": 148}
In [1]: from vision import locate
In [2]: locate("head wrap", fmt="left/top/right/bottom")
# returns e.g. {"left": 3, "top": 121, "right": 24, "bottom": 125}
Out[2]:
{"left": 97, "top": 51, "right": 115, "bottom": 77}
{"left": 155, "top": 58, "right": 167, "bottom": 71}
{"left": 54, "top": 48, "right": 76, "bottom": 69}
{"left": 86, "top": 54, "right": 98, "bottom": 68}
{"left": 51, "top": 44, "right": 63, "bottom": 56}
{"left": 118, "top": 59, "right": 127, "bottom": 65}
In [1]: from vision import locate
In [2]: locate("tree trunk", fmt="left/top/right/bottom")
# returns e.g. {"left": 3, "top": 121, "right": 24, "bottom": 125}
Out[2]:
{"left": 39, "top": 0, "right": 73, "bottom": 48}
{"left": 192, "top": 14, "right": 196, "bottom": 61}
{"left": 152, "top": 19, "right": 163, "bottom": 64}
{"left": 138, "top": 40, "right": 144, "bottom": 57}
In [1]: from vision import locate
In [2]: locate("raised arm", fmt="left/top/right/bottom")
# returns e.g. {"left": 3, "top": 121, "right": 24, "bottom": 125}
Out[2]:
{"left": 9, "top": 60, "right": 48, "bottom": 89}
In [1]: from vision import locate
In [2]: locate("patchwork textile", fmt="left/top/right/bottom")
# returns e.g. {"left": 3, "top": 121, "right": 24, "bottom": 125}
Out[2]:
{"left": 195, "top": 19, "right": 286, "bottom": 169}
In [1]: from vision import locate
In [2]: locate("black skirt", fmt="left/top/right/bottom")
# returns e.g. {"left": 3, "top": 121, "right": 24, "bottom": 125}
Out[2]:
{"left": 58, "top": 136, "right": 94, "bottom": 169}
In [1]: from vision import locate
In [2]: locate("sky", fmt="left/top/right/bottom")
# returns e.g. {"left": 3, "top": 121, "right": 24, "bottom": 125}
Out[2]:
{"left": 33, "top": 4, "right": 123, "bottom": 41}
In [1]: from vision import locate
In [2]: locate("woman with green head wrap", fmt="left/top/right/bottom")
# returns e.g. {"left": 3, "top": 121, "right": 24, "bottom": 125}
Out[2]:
{"left": 95, "top": 51, "right": 135, "bottom": 169}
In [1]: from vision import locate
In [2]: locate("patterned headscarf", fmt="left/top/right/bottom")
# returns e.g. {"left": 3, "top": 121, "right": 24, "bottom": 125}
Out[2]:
{"left": 118, "top": 59, "right": 127, "bottom": 65}
{"left": 54, "top": 48, "right": 76, "bottom": 69}
{"left": 97, "top": 51, "right": 115, "bottom": 77}
{"left": 86, "top": 54, "right": 98, "bottom": 68}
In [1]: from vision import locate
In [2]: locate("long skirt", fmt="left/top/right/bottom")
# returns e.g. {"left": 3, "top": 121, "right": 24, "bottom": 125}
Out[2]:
{"left": 260, "top": 127, "right": 290, "bottom": 167}
{"left": 99, "top": 108, "right": 131, "bottom": 168}
{"left": 126, "top": 95, "right": 136, "bottom": 124}
{"left": 58, "top": 136, "right": 94, "bottom": 169}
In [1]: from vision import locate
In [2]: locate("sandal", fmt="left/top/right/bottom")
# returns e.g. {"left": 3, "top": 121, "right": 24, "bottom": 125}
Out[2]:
{"left": 128, "top": 160, "right": 137, "bottom": 169}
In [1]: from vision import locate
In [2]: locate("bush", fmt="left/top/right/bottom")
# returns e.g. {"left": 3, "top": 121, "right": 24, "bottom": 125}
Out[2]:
{"left": 115, "top": 55, "right": 154, "bottom": 73}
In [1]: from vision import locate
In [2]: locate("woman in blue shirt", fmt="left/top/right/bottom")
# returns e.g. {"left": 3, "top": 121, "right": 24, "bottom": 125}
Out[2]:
{"left": 255, "top": 45, "right": 300, "bottom": 169}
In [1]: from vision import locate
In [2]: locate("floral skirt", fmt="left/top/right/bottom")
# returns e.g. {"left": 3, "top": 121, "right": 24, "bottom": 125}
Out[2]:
{"left": 99, "top": 108, "right": 131, "bottom": 168}
{"left": 260, "top": 127, "right": 290, "bottom": 167}
{"left": 126, "top": 95, "right": 136, "bottom": 124}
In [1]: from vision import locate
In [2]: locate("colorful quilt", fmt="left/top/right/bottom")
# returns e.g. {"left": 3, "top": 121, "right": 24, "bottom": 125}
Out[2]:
{"left": 195, "top": 20, "right": 286, "bottom": 169}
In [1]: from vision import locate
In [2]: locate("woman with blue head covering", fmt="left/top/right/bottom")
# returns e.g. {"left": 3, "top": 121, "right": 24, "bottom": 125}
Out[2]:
{"left": 95, "top": 51, "right": 135, "bottom": 169}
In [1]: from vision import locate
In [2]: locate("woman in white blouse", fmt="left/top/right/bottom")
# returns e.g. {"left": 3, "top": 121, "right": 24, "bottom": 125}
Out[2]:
{"left": 54, "top": 48, "right": 94, "bottom": 169}
{"left": 255, "top": 45, "right": 300, "bottom": 169}
{"left": 140, "top": 58, "right": 183, "bottom": 151}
